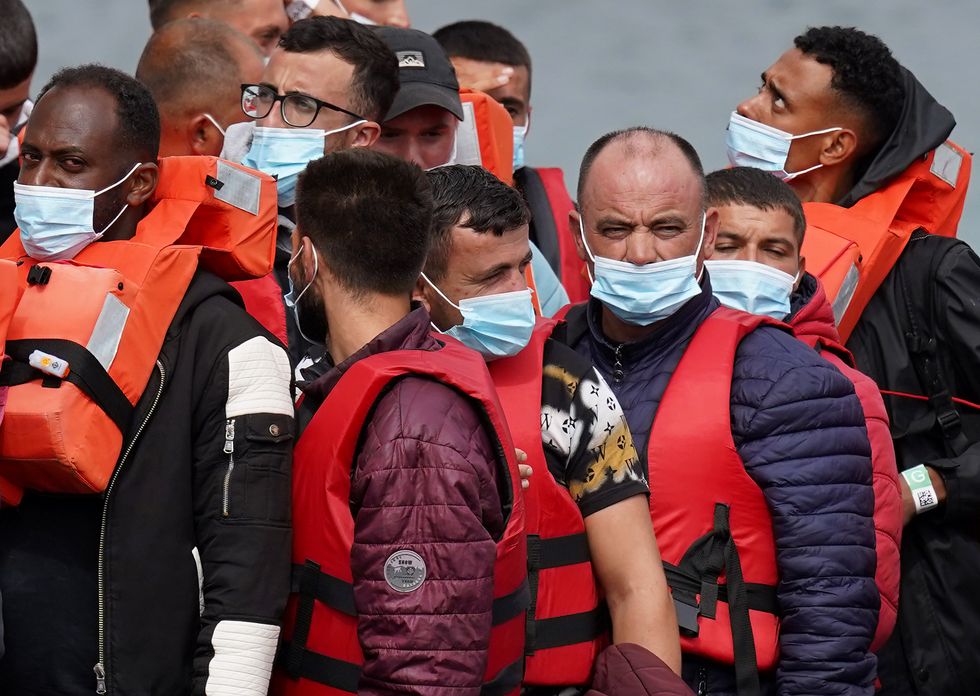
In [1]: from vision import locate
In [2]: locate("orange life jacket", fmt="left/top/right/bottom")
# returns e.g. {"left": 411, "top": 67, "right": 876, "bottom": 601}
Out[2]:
{"left": 802, "top": 139, "right": 971, "bottom": 341}
{"left": 456, "top": 88, "right": 514, "bottom": 186}
{"left": 0, "top": 156, "right": 277, "bottom": 499}
{"left": 273, "top": 337, "right": 527, "bottom": 696}
{"left": 0, "top": 259, "right": 21, "bottom": 506}
{"left": 488, "top": 317, "right": 608, "bottom": 686}
{"left": 650, "top": 307, "right": 782, "bottom": 694}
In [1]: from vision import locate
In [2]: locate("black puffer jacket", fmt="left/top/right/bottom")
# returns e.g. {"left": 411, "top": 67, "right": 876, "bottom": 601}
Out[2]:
{"left": 0, "top": 272, "right": 295, "bottom": 696}
{"left": 845, "top": 68, "right": 980, "bottom": 696}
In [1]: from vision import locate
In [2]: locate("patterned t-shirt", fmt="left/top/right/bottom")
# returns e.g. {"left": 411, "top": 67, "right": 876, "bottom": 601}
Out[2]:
{"left": 540, "top": 338, "right": 648, "bottom": 517}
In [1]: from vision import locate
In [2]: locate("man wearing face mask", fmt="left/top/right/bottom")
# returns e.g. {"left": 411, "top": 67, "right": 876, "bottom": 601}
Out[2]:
{"left": 0, "top": 0, "right": 37, "bottom": 243}
{"left": 235, "top": 15, "right": 398, "bottom": 362}
{"left": 703, "top": 166, "right": 902, "bottom": 657}
{"left": 0, "top": 65, "right": 292, "bottom": 696}
{"left": 148, "top": 0, "right": 290, "bottom": 56}
{"left": 137, "top": 18, "right": 288, "bottom": 345}
{"left": 416, "top": 165, "right": 681, "bottom": 692}
{"left": 434, "top": 20, "right": 590, "bottom": 305}
{"left": 273, "top": 150, "right": 527, "bottom": 696}
{"left": 561, "top": 127, "right": 878, "bottom": 696}
{"left": 732, "top": 28, "right": 980, "bottom": 696}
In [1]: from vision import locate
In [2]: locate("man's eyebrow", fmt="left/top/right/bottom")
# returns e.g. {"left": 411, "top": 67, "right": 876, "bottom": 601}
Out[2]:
{"left": 499, "top": 96, "right": 525, "bottom": 109}
{"left": 650, "top": 213, "right": 688, "bottom": 227}
{"left": 595, "top": 215, "right": 633, "bottom": 227}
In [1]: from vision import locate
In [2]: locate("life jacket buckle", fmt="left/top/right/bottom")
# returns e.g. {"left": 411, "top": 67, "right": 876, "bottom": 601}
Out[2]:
{"left": 674, "top": 593, "right": 701, "bottom": 636}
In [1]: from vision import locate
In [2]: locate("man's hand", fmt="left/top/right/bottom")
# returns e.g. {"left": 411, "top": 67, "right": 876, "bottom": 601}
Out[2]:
{"left": 900, "top": 465, "right": 947, "bottom": 526}
{"left": 310, "top": 0, "right": 350, "bottom": 18}
{"left": 450, "top": 57, "right": 514, "bottom": 93}
{"left": 516, "top": 448, "right": 531, "bottom": 489}
{"left": 0, "top": 114, "right": 11, "bottom": 160}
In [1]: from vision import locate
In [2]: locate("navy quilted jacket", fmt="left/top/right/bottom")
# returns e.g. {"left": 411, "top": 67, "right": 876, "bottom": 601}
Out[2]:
{"left": 566, "top": 280, "right": 879, "bottom": 696}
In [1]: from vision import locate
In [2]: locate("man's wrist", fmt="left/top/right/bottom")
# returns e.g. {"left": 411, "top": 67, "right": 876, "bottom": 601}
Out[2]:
{"left": 902, "top": 464, "right": 941, "bottom": 515}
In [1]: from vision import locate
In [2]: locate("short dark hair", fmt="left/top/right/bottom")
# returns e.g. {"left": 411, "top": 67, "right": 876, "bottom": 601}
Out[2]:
{"left": 706, "top": 167, "right": 806, "bottom": 244}
{"left": 794, "top": 26, "right": 904, "bottom": 154}
{"left": 433, "top": 20, "right": 532, "bottom": 92}
{"left": 0, "top": 0, "right": 38, "bottom": 89}
{"left": 279, "top": 17, "right": 399, "bottom": 122}
{"left": 577, "top": 127, "right": 705, "bottom": 208}
{"left": 423, "top": 165, "right": 530, "bottom": 282}
{"left": 296, "top": 149, "right": 433, "bottom": 296}
{"left": 37, "top": 65, "right": 161, "bottom": 164}
{"left": 137, "top": 18, "right": 259, "bottom": 119}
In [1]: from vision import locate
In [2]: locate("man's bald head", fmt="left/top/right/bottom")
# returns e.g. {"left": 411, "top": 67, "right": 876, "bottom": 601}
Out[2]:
{"left": 577, "top": 127, "right": 706, "bottom": 209}
{"left": 148, "top": 0, "right": 288, "bottom": 55}
{"left": 137, "top": 18, "right": 260, "bottom": 127}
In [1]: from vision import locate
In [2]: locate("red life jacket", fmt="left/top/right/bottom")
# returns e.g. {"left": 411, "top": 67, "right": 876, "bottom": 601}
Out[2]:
{"left": 802, "top": 139, "right": 971, "bottom": 342}
{"left": 230, "top": 273, "right": 288, "bottom": 346}
{"left": 520, "top": 167, "right": 591, "bottom": 305}
{"left": 488, "top": 317, "right": 608, "bottom": 686}
{"left": 650, "top": 307, "right": 783, "bottom": 695}
{"left": 273, "top": 338, "right": 527, "bottom": 696}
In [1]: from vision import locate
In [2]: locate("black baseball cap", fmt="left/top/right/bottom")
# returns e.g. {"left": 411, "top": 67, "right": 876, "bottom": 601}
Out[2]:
{"left": 375, "top": 26, "right": 463, "bottom": 122}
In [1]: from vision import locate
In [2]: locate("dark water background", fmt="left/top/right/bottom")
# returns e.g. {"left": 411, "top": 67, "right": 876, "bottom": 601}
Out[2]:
{"left": 25, "top": 0, "right": 980, "bottom": 246}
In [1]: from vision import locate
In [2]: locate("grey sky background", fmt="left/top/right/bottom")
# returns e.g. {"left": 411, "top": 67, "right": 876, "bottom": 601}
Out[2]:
{"left": 25, "top": 0, "right": 980, "bottom": 246}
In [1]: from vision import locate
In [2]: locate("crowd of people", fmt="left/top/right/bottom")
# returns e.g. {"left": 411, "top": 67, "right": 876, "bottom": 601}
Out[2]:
{"left": 0, "top": 1, "right": 977, "bottom": 695}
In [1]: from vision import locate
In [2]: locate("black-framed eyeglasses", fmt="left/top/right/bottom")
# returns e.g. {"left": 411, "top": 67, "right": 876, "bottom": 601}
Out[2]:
{"left": 241, "top": 83, "right": 365, "bottom": 128}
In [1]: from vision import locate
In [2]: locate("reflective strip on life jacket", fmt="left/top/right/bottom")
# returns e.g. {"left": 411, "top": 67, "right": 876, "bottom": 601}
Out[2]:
{"left": 273, "top": 338, "right": 527, "bottom": 696}
{"left": 648, "top": 307, "right": 784, "bottom": 696}
{"left": 802, "top": 140, "right": 971, "bottom": 341}
{"left": 489, "top": 318, "right": 609, "bottom": 686}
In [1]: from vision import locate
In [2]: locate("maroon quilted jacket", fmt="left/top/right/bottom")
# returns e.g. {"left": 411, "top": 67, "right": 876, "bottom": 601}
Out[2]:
{"left": 301, "top": 307, "right": 507, "bottom": 695}
{"left": 586, "top": 644, "right": 694, "bottom": 696}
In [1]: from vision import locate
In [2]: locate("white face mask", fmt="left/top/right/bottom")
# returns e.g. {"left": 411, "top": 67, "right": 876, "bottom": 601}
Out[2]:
{"left": 14, "top": 163, "right": 142, "bottom": 261}
{"left": 725, "top": 111, "right": 842, "bottom": 181}
{"left": 424, "top": 132, "right": 459, "bottom": 171}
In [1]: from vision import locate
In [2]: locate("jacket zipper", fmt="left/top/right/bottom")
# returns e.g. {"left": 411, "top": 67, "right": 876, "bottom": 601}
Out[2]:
{"left": 222, "top": 419, "right": 235, "bottom": 517}
{"left": 697, "top": 666, "right": 707, "bottom": 696}
{"left": 612, "top": 344, "right": 625, "bottom": 384}
{"left": 94, "top": 360, "right": 166, "bottom": 695}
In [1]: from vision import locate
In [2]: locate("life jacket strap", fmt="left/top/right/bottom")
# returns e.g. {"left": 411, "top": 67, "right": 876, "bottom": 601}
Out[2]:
{"left": 0, "top": 338, "right": 134, "bottom": 435}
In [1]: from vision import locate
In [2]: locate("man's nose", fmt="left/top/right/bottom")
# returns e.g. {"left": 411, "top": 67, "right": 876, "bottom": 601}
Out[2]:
{"left": 736, "top": 92, "right": 764, "bottom": 121}
{"left": 624, "top": 234, "right": 659, "bottom": 266}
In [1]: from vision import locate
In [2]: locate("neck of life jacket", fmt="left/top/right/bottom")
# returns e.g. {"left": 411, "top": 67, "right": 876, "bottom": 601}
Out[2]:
{"left": 648, "top": 306, "right": 788, "bottom": 696}
{"left": 488, "top": 316, "right": 610, "bottom": 687}
{"left": 274, "top": 336, "right": 528, "bottom": 696}
{"left": 0, "top": 156, "right": 278, "bottom": 505}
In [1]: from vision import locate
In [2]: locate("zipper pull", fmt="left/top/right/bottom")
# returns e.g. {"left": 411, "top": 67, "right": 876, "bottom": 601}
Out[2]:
{"left": 697, "top": 666, "right": 707, "bottom": 696}
{"left": 94, "top": 662, "right": 107, "bottom": 694}
{"left": 613, "top": 344, "right": 625, "bottom": 383}
{"left": 223, "top": 419, "right": 235, "bottom": 454}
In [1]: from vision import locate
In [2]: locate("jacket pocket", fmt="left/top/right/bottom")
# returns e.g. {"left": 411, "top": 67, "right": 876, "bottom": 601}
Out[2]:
{"left": 222, "top": 413, "right": 294, "bottom": 523}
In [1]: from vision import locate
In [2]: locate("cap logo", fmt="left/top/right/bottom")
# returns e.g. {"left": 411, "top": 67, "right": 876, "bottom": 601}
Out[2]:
{"left": 397, "top": 50, "right": 426, "bottom": 69}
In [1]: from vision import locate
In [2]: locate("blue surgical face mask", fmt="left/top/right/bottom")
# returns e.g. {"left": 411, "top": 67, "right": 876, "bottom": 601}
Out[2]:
{"left": 579, "top": 213, "right": 706, "bottom": 326}
{"left": 704, "top": 259, "right": 798, "bottom": 320}
{"left": 512, "top": 117, "right": 529, "bottom": 171}
{"left": 726, "top": 111, "right": 842, "bottom": 181}
{"left": 422, "top": 274, "right": 536, "bottom": 359}
{"left": 242, "top": 121, "right": 365, "bottom": 207}
{"left": 14, "top": 162, "right": 142, "bottom": 261}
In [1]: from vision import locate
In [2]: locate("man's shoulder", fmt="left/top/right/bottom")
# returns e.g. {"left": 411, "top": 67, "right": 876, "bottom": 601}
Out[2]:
{"left": 734, "top": 324, "right": 846, "bottom": 388}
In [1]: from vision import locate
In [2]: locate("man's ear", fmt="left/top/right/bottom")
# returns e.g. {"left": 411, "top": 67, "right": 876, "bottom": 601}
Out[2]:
{"left": 819, "top": 128, "right": 859, "bottom": 167}
{"left": 125, "top": 162, "right": 159, "bottom": 207}
{"left": 795, "top": 255, "right": 807, "bottom": 290}
{"left": 413, "top": 274, "right": 432, "bottom": 312}
{"left": 701, "top": 206, "right": 719, "bottom": 260}
{"left": 348, "top": 121, "right": 381, "bottom": 149}
{"left": 188, "top": 114, "right": 222, "bottom": 157}
{"left": 569, "top": 208, "right": 588, "bottom": 263}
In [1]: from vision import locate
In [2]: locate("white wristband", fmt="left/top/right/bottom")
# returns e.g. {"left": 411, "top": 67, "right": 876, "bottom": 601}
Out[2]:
{"left": 902, "top": 464, "right": 939, "bottom": 514}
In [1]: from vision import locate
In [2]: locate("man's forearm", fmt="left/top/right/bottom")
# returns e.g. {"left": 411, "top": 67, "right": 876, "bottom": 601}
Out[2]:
{"left": 606, "top": 578, "right": 681, "bottom": 675}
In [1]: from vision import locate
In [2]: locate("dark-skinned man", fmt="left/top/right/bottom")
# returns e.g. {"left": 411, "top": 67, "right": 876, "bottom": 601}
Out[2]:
{"left": 231, "top": 15, "right": 398, "bottom": 362}
{"left": 731, "top": 27, "right": 980, "bottom": 695}
{"left": 562, "top": 127, "right": 878, "bottom": 696}
{"left": 415, "top": 164, "right": 681, "bottom": 693}
{"left": 148, "top": 0, "right": 289, "bottom": 56}
{"left": 0, "top": 65, "right": 292, "bottom": 695}
{"left": 434, "top": 20, "right": 590, "bottom": 304}
{"left": 702, "top": 165, "right": 903, "bottom": 657}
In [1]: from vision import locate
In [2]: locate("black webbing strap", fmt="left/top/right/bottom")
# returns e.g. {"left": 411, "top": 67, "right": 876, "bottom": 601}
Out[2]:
{"left": 277, "top": 640, "right": 361, "bottom": 693}
{"left": 0, "top": 339, "right": 134, "bottom": 434}
{"left": 896, "top": 234, "right": 970, "bottom": 457}
{"left": 665, "top": 504, "right": 762, "bottom": 696}
{"left": 535, "top": 533, "right": 592, "bottom": 569}
{"left": 492, "top": 580, "right": 530, "bottom": 626}
{"left": 529, "top": 605, "right": 610, "bottom": 651}
{"left": 480, "top": 657, "right": 525, "bottom": 696}
{"left": 289, "top": 562, "right": 357, "bottom": 616}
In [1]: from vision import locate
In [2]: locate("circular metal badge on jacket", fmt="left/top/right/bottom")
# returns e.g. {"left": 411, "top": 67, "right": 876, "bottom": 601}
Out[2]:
{"left": 384, "top": 550, "right": 427, "bottom": 592}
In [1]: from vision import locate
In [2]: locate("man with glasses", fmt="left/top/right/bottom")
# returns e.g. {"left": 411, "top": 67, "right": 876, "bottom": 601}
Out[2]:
{"left": 232, "top": 15, "right": 398, "bottom": 361}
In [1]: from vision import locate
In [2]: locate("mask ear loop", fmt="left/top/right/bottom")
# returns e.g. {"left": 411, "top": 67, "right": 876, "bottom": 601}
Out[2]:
{"left": 287, "top": 244, "right": 319, "bottom": 307}
{"left": 203, "top": 113, "right": 227, "bottom": 137}
{"left": 420, "top": 273, "right": 463, "bottom": 333}
{"left": 94, "top": 162, "right": 144, "bottom": 238}
{"left": 577, "top": 215, "right": 597, "bottom": 284}
{"left": 693, "top": 212, "right": 707, "bottom": 283}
